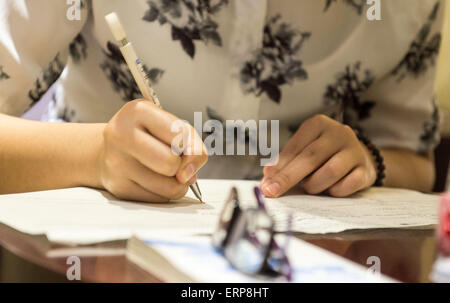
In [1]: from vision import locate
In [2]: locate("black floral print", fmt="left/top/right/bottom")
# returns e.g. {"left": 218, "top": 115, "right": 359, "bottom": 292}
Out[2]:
{"left": 143, "top": 0, "right": 228, "bottom": 59}
{"left": 391, "top": 2, "right": 442, "bottom": 81}
{"left": 206, "top": 106, "right": 224, "bottom": 124}
{"left": 69, "top": 34, "right": 87, "bottom": 63}
{"left": 51, "top": 93, "right": 77, "bottom": 123}
{"left": 240, "top": 15, "right": 310, "bottom": 104}
{"left": 100, "top": 41, "right": 165, "bottom": 101}
{"left": 28, "top": 53, "right": 65, "bottom": 105}
{"left": 324, "top": 0, "right": 365, "bottom": 15}
{"left": 419, "top": 98, "right": 440, "bottom": 153}
{"left": 324, "top": 62, "right": 375, "bottom": 128}
{"left": 0, "top": 66, "right": 9, "bottom": 80}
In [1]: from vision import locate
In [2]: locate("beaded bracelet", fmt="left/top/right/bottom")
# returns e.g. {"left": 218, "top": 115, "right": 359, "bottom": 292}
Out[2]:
{"left": 354, "top": 130, "right": 386, "bottom": 187}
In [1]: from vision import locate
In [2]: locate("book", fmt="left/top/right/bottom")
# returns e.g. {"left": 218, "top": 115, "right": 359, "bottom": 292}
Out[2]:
{"left": 126, "top": 235, "right": 395, "bottom": 283}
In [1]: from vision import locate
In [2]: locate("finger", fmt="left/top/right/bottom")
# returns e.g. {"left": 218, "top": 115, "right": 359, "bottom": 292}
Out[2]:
{"left": 135, "top": 100, "right": 187, "bottom": 146}
{"left": 135, "top": 101, "right": 207, "bottom": 183}
{"left": 176, "top": 126, "right": 208, "bottom": 184}
{"left": 127, "top": 157, "right": 189, "bottom": 200}
{"left": 264, "top": 115, "right": 332, "bottom": 179}
{"left": 177, "top": 154, "right": 208, "bottom": 184}
{"left": 302, "top": 151, "right": 357, "bottom": 195}
{"left": 187, "top": 174, "right": 198, "bottom": 186}
{"left": 261, "top": 135, "right": 341, "bottom": 198}
{"left": 112, "top": 179, "right": 169, "bottom": 203}
{"left": 328, "top": 166, "right": 369, "bottom": 198}
{"left": 130, "top": 128, "right": 182, "bottom": 177}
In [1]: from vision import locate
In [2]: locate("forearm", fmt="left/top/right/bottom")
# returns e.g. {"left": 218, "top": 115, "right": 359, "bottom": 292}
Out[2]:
{"left": 0, "top": 114, "right": 105, "bottom": 194}
{"left": 381, "top": 148, "right": 435, "bottom": 192}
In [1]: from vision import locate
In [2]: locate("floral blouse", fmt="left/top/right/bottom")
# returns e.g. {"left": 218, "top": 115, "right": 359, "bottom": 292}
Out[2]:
{"left": 0, "top": 0, "right": 444, "bottom": 179}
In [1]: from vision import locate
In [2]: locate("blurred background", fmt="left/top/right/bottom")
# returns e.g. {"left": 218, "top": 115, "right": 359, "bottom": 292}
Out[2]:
{"left": 435, "top": 0, "right": 450, "bottom": 191}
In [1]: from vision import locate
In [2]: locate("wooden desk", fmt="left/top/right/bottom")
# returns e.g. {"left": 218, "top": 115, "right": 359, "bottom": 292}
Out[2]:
{"left": 0, "top": 223, "right": 437, "bottom": 283}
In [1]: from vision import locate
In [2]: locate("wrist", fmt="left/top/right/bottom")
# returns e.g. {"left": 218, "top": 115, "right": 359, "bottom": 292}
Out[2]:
{"left": 77, "top": 123, "right": 106, "bottom": 190}
{"left": 355, "top": 130, "right": 386, "bottom": 187}
{"left": 360, "top": 141, "right": 378, "bottom": 186}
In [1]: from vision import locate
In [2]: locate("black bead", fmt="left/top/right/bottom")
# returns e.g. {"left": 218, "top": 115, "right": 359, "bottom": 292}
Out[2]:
{"left": 351, "top": 127, "right": 385, "bottom": 187}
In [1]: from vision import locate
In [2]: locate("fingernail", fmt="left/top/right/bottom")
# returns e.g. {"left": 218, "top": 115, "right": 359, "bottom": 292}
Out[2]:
{"left": 187, "top": 174, "right": 198, "bottom": 186}
{"left": 182, "top": 163, "right": 196, "bottom": 183}
{"left": 262, "top": 181, "right": 281, "bottom": 197}
{"left": 260, "top": 178, "right": 267, "bottom": 186}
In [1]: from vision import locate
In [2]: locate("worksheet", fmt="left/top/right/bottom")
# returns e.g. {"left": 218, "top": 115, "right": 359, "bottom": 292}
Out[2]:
{"left": 0, "top": 179, "right": 439, "bottom": 244}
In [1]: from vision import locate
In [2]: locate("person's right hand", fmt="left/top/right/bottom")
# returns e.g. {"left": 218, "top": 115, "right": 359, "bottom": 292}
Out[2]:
{"left": 98, "top": 99, "right": 208, "bottom": 202}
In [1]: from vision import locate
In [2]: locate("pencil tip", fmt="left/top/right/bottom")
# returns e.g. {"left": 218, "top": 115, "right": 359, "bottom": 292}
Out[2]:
{"left": 190, "top": 183, "right": 204, "bottom": 203}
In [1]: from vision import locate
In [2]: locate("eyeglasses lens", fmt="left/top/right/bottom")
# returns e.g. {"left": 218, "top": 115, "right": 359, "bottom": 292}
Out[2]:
{"left": 224, "top": 209, "right": 273, "bottom": 275}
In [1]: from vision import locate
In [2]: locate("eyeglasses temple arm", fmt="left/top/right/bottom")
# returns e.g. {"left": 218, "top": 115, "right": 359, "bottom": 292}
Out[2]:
{"left": 254, "top": 187, "right": 266, "bottom": 210}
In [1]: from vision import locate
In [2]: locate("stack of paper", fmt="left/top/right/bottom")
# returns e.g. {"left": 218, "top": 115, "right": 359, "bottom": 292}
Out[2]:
{"left": 0, "top": 179, "right": 439, "bottom": 244}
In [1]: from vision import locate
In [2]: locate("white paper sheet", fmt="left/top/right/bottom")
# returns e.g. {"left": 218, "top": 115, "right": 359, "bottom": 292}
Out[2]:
{"left": 431, "top": 257, "right": 450, "bottom": 282}
{"left": 0, "top": 179, "right": 438, "bottom": 244}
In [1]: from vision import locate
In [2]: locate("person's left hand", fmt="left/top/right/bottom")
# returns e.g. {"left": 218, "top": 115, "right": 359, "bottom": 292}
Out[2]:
{"left": 261, "top": 114, "right": 378, "bottom": 198}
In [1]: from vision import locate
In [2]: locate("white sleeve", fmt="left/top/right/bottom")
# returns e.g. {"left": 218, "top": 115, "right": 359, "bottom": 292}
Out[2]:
{"left": 0, "top": 0, "right": 89, "bottom": 116}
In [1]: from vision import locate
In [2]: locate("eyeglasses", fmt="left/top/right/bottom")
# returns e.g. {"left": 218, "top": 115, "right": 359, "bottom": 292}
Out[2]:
{"left": 212, "top": 186, "right": 292, "bottom": 281}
